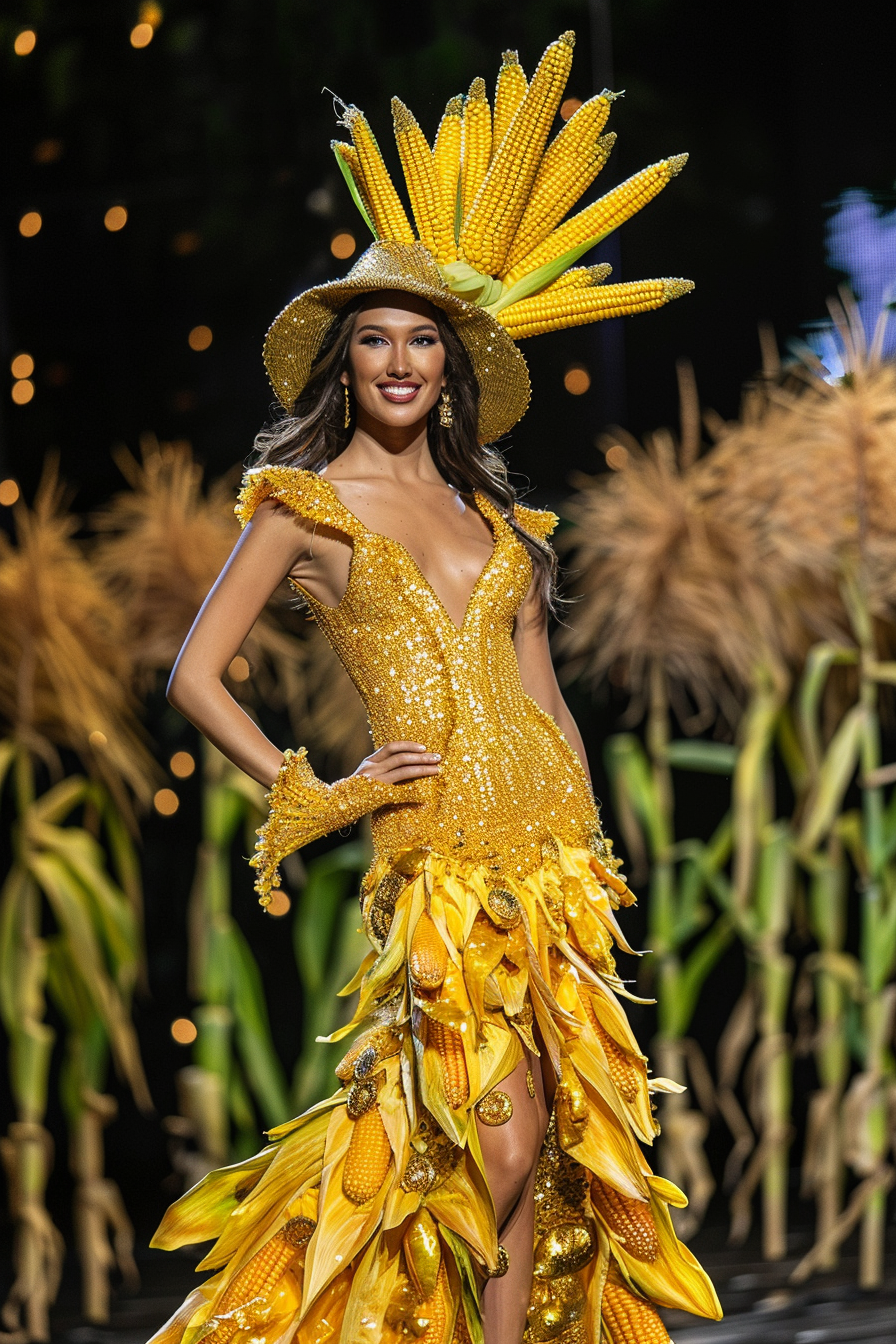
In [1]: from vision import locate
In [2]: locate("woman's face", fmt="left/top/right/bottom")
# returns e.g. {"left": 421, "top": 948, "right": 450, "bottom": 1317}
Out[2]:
{"left": 342, "top": 291, "right": 446, "bottom": 430}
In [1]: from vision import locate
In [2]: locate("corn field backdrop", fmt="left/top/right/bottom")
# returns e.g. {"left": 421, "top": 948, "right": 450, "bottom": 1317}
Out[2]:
{"left": 1, "top": 304, "right": 895, "bottom": 1339}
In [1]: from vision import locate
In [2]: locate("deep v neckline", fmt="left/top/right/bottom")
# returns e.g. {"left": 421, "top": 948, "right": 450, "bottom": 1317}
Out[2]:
{"left": 314, "top": 472, "right": 501, "bottom": 634}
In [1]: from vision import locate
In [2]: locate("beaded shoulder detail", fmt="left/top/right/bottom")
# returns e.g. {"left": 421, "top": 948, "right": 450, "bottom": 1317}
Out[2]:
{"left": 513, "top": 501, "right": 560, "bottom": 542}
{"left": 235, "top": 465, "right": 367, "bottom": 539}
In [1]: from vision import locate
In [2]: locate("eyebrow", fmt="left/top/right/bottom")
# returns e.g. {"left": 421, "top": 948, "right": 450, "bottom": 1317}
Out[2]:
{"left": 356, "top": 322, "right": 439, "bottom": 335}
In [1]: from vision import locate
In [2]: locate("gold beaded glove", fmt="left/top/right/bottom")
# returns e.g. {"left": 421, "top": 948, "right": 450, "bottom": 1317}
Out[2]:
{"left": 251, "top": 747, "right": 425, "bottom": 905}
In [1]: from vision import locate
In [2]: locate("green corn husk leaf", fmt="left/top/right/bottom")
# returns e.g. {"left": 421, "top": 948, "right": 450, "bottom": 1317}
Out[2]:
{"left": 227, "top": 923, "right": 292, "bottom": 1126}
{"left": 604, "top": 733, "right": 667, "bottom": 858}
{"left": 28, "top": 774, "right": 91, "bottom": 827}
{"left": 798, "top": 643, "right": 858, "bottom": 778}
{"left": 454, "top": 171, "right": 463, "bottom": 245}
{"left": 666, "top": 740, "right": 739, "bottom": 774}
{"left": 865, "top": 659, "right": 896, "bottom": 685}
{"left": 755, "top": 821, "right": 794, "bottom": 939}
{"left": 667, "top": 915, "right": 735, "bottom": 1038}
{"left": 488, "top": 230, "right": 613, "bottom": 315}
{"left": 799, "top": 704, "right": 865, "bottom": 854}
{"left": 25, "top": 849, "right": 151, "bottom": 1109}
{"left": 440, "top": 1225, "right": 485, "bottom": 1344}
{"left": 33, "top": 822, "right": 140, "bottom": 986}
{"left": 440, "top": 261, "right": 503, "bottom": 306}
{"left": 332, "top": 141, "right": 376, "bottom": 238}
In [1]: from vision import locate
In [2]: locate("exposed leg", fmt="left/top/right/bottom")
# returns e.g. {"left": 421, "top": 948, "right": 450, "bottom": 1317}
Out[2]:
{"left": 477, "top": 1053, "right": 549, "bottom": 1344}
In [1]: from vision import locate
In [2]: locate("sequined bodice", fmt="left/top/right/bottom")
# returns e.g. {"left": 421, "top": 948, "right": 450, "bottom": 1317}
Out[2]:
{"left": 237, "top": 466, "right": 600, "bottom": 877}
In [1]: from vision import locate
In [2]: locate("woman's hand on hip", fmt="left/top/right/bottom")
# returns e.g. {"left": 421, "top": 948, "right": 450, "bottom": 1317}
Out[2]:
{"left": 353, "top": 741, "right": 441, "bottom": 784}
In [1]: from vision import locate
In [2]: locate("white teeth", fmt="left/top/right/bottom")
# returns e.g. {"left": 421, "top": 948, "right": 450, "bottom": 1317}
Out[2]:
{"left": 381, "top": 385, "right": 418, "bottom": 397}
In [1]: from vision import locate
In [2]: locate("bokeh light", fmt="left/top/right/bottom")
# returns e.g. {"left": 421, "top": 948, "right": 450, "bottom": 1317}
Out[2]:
{"left": 188, "top": 325, "right": 213, "bottom": 351}
{"left": 12, "top": 380, "right": 35, "bottom": 405}
{"left": 139, "top": 2, "right": 164, "bottom": 26}
{"left": 172, "top": 230, "right": 202, "bottom": 256}
{"left": 560, "top": 97, "right": 583, "bottom": 121}
{"left": 154, "top": 787, "right": 179, "bottom": 816}
{"left": 19, "top": 212, "right": 42, "bottom": 238}
{"left": 605, "top": 444, "right": 629, "bottom": 471}
{"left": 88, "top": 730, "right": 108, "bottom": 748}
{"left": 331, "top": 231, "right": 357, "bottom": 260}
{"left": 563, "top": 365, "right": 591, "bottom": 395}
{"left": 33, "top": 139, "right": 62, "bottom": 164}
{"left": 0, "top": 480, "right": 20, "bottom": 507}
{"left": 11, "top": 353, "right": 34, "bottom": 380}
{"left": 14, "top": 30, "right": 37, "bottom": 56}
{"left": 130, "top": 23, "right": 154, "bottom": 48}
{"left": 170, "top": 750, "right": 196, "bottom": 779}
{"left": 104, "top": 205, "right": 128, "bottom": 232}
{"left": 170, "top": 1017, "right": 197, "bottom": 1045}
{"left": 266, "top": 891, "right": 292, "bottom": 918}
{"left": 228, "top": 655, "right": 250, "bottom": 682}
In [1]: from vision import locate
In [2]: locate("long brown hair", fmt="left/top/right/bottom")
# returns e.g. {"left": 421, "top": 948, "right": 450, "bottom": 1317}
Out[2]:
{"left": 250, "top": 297, "right": 558, "bottom": 609}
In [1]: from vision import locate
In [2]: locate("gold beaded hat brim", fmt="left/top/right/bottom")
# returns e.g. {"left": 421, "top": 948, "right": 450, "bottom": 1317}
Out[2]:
{"left": 263, "top": 240, "right": 531, "bottom": 444}
{"left": 264, "top": 31, "right": 694, "bottom": 443}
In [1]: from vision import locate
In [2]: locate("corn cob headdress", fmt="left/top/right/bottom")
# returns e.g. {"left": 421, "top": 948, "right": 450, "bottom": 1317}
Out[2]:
{"left": 264, "top": 31, "right": 693, "bottom": 442}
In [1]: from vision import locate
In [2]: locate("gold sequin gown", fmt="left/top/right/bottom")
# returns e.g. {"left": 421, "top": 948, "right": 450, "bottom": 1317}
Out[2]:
{"left": 149, "top": 466, "right": 721, "bottom": 1344}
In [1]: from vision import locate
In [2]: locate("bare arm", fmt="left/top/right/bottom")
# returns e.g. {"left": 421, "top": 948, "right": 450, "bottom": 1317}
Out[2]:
{"left": 168, "top": 500, "right": 441, "bottom": 789}
{"left": 512, "top": 579, "right": 592, "bottom": 784}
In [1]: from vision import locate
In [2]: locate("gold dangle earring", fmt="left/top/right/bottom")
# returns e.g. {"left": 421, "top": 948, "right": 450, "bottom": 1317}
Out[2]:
{"left": 439, "top": 388, "right": 453, "bottom": 429}
{"left": 343, "top": 384, "right": 351, "bottom": 429}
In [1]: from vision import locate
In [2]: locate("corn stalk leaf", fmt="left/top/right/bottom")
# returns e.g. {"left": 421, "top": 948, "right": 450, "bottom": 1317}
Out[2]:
{"left": 666, "top": 740, "right": 739, "bottom": 775}
{"left": 798, "top": 705, "right": 865, "bottom": 854}
{"left": 227, "top": 924, "right": 292, "bottom": 1126}
{"left": 488, "top": 230, "right": 613, "bottom": 315}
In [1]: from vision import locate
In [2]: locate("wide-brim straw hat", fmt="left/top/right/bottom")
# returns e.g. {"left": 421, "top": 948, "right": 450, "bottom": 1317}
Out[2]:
{"left": 263, "top": 240, "right": 531, "bottom": 444}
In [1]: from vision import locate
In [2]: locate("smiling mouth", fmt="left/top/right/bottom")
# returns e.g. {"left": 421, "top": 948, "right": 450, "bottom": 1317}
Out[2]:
{"left": 377, "top": 383, "right": 421, "bottom": 403}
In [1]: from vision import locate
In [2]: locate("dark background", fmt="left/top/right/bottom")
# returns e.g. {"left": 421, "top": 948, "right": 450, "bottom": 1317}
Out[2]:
{"left": 4, "top": 0, "right": 896, "bottom": 511}
{"left": 2, "top": 0, "right": 895, "bottom": 1289}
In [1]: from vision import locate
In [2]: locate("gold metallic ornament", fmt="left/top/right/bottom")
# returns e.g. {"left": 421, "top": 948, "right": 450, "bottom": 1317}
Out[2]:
{"left": 401, "top": 1153, "right": 436, "bottom": 1195}
{"left": 346, "top": 1077, "right": 378, "bottom": 1119}
{"left": 527, "top": 1069, "right": 536, "bottom": 1098}
{"left": 343, "top": 383, "right": 351, "bottom": 428}
{"left": 487, "top": 1245, "right": 509, "bottom": 1278}
{"left": 281, "top": 1215, "right": 317, "bottom": 1247}
{"left": 403, "top": 1210, "right": 441, "bottom": 1299}
{"left": 439, "top": 388, "right": 453, "bottom": 427}
{"left": 526, "top": 1274, "right": 585, "bottom": 1339}
{"left": 353, "top": 1046, "right": 378, "bottom": 1079}
{"left": 533, "top": 1220, "right": 597, "bottom": 1278}
{"left": 486, "top": 886, "right": 522, "bottom": 928}
{"left": 476, "top": 1089, "right": 513, "bottom": 1126}
{"left": 368, "top": 870, "right": 407, "bottom": 945}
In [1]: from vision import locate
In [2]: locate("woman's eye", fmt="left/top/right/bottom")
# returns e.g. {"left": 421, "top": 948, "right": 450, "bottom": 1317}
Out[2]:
{"left": 412, "top": 335, "right": 437, "bottom": 346}
{"left": 360, "top": 336, "right": 386, "bottom": 346}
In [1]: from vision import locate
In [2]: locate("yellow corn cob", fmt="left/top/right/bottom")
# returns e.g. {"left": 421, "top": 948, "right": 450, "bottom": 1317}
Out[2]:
{"left": 591, "top": 1178, "right": 659, "bottom": 1261}
{"left": 335, "top": 1025, "right": 399, "bottom": 1083}
{"left": 498, "top": 277, "right": 693, "bottom": 340}
{"left": 452, "top": 1305, "right": 472, "bottom": 1344}
{"left": 542, "top": 262, "right": 613, "bottom": 293}
{"left": 433, "top": 95, "right": 463, "bottom": 233}
{"left": 492, "top": 50, "right": 528, "bottom": 150}
{"left": 331, "top": 140, "right": 375, "bottom": 222}
{"left": 427, "top": 1018, "right": 469, "bottom": 1109}
{"left": 602, "top": 1282, "right": 671, "bottom": 1344}
{"left": 342, "top": 105, "right": 416, "bottom": 244}
{"left": 413, "top": 1262, "right": 451, "bottom": 1344}
{"left": 461, "top": 78, "right": 492, "bottom": 219}
{"left": 502, "top": 153, "right": 688, "bottom": 285}
{"left": 202, "top": 1220, "right": 313, "bottom": 1344}
{"left": 460, "top": 31, "right": 576, "bottom": 275}
{"left": 505, "top": 112, "right": 617, "bottom": 270}
{"left": 342, "top": 1103, "right": 393, "bottom": 1204}
{"left": 576, "top": 984, "right": 642, "bottom": 1103}
{"left": 392, "top": 98, "right": 456, "bottom": 263}
{"left": 410, "top": 910, "right": 449, "bottom": 990}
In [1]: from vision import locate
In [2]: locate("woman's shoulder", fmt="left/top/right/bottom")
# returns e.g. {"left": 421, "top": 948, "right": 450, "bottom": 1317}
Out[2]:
{"left": 512, "top": 498, "right": 560, "bottom": 542}
{"left": 235, "top": 462, "right": 363, "bottom": 537}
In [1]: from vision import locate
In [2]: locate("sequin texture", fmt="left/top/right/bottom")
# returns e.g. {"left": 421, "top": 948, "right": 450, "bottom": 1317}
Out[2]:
{"left": 236, "top": 464, "right": 601, "bottom": 878}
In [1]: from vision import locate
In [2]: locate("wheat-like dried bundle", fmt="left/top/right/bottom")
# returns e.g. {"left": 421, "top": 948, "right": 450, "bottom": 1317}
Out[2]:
{"left": 0, "top": 466, "right": 156, "bottom": 807}
{"left": 556, "top": 428, "right": 802, "bottom": 729}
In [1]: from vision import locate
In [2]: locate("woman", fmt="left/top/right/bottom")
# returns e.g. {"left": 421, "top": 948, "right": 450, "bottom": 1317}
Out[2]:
{"left": 150, "top": 33, "right": 720, "bottom": 1344}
